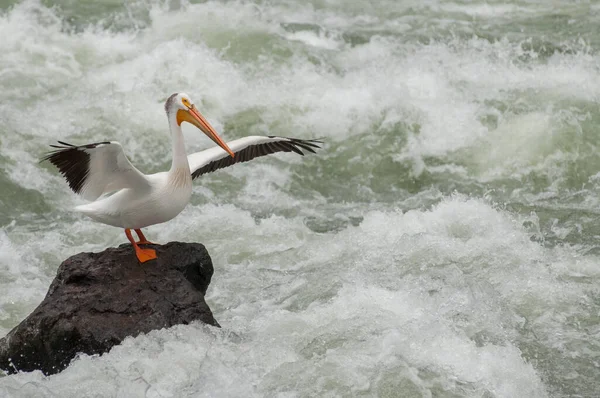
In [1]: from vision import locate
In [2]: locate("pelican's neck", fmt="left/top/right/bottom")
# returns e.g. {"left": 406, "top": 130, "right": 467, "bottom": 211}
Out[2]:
{"left": 168, "top": 110, "right": 190, "bottom": 172}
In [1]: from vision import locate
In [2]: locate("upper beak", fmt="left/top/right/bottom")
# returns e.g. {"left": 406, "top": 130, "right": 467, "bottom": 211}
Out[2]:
{"left": 183, "top": 106, "right": 235, "bottom": 157}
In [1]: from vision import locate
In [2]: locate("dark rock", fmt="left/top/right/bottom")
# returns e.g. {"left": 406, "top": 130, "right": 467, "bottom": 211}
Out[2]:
{"left": 0, "top": 241, "right": 219, "bottom": 375}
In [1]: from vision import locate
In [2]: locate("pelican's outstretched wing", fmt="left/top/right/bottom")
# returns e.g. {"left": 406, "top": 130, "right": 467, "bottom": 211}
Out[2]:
{"left": 42, "top": 141, "right": 151, "bottom": 201}
{"left": 187, "top": 136, "right": 322, "bottom": 179}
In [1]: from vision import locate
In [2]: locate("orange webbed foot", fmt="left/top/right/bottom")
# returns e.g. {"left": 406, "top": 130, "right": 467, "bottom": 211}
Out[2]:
{"left": 135, "top": 247, "right": 157, "bottom": 263}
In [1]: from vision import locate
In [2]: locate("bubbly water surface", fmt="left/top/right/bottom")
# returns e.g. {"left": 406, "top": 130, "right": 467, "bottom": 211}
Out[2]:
{"left": 1, "top": 1, "right": 600, "bottom": 397}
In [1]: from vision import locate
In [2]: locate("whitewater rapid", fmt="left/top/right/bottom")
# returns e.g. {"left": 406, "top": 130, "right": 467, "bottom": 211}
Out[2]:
{"left": 1, "top": 0, "right": 599, "bottom": 397}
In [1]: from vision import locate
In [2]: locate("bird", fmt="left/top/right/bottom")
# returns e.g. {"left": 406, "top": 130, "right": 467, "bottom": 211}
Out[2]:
{"left": 42, "top": 92, "right": 321, "bottom": 263}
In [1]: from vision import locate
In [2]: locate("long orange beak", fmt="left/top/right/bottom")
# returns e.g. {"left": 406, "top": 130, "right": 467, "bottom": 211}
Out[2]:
{"left": 177, "top": 106, "right": 235, "bottom": 157}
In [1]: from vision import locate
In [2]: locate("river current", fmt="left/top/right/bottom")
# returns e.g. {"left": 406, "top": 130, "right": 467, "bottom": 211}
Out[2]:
{"left": 1, "top": 1, "right": 599, "bottom": 397}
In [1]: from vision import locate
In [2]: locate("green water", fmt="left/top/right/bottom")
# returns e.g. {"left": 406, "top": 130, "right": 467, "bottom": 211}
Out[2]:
{"left": 1, "top": 1, "right": 599, "bottom": 397}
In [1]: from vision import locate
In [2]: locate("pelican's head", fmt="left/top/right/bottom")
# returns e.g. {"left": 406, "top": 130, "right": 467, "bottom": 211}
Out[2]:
{"left": 165, "top": 92, "right": 234, "bottom": 157}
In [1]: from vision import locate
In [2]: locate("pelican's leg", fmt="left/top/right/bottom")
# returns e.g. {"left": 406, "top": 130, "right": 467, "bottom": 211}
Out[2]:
{"left": 125, "top": 228, "right": 157, "bottom": 263}
{"left": 135, "top": 229, "right": 155, "bottom": 245}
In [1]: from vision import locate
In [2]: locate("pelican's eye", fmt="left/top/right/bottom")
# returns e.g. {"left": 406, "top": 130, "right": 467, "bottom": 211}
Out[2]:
{"left": 182, "top": 98, "right": 191, "bottom": 108}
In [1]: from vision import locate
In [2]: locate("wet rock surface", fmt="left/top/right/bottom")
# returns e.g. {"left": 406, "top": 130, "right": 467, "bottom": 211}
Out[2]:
{"left": 0, "top": 242, "right": 218, "bottom": 375}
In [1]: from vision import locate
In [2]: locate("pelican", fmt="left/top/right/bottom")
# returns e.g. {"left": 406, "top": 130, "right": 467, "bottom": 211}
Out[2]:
{"left": 42, "top": 93, "right": 321, "bottom": 263}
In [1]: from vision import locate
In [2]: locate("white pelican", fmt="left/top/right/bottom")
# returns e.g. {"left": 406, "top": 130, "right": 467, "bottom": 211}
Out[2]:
{"left": 42, "top": 92, "right": 321, "bottom": 263}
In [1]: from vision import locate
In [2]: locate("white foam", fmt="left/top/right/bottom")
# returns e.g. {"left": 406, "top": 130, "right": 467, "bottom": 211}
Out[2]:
{"left": 1, "top": 196, "right": 564, "bottom": 397}
{"left": 0, "top": 230, "right": 52, "bottom": 336}
{"left": 432, "top": 3, "right": 539, "bottom": 18}
{"left": 1, "top": 0, "right": 599, "bottom": 396}
{"left": 2, "top": 0, "right": 597, "bottom": 187}
{"left": 284, "top": 30, "right": 343, "bottom": 50}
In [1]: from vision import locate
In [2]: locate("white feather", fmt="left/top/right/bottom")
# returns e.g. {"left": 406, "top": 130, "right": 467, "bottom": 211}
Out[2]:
{"left": 79, "top": 142, "right": 151, "bottom": 201}
{"left": 187, "top": 136, "right": 296, "bottom": 175}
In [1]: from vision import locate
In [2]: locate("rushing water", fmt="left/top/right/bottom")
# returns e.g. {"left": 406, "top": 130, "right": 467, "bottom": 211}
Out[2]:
{"left": 1, "top": 0, "right": 600, "bottom": 396}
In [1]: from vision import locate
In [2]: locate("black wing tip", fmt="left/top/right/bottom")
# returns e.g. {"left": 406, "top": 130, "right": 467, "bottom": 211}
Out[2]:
{"left": 288, "top": 139, "right": 321, "bottom": 155}
{"left": 266, "top": 136, "right": 323, "bottom": 150}
{"left": 40, "top": 140, "right": 110, "bottom": 194}
{"left": 41, "top": 141, "right": 111, "bottom": 159}
{"left": 192, "top": 135, "right": 323, "bottom": 180}
{"left": 40, "top": 142, "right": 75, "bottom": 163}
